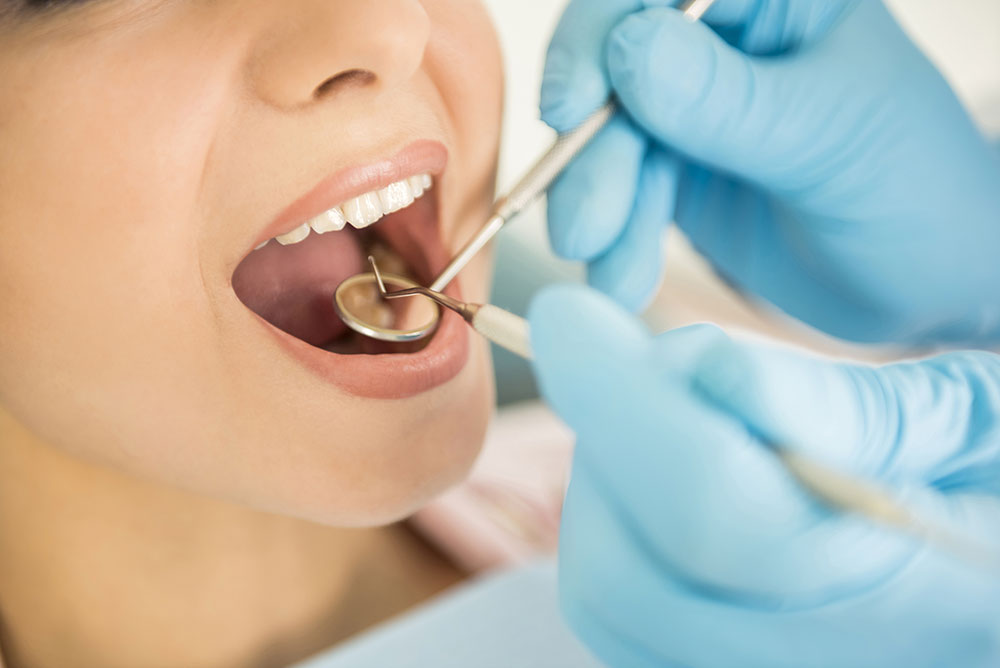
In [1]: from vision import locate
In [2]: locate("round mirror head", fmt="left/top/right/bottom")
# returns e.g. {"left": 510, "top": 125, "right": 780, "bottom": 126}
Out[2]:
{"left": 333, "top": 272, "right": 440, "bottom": 343}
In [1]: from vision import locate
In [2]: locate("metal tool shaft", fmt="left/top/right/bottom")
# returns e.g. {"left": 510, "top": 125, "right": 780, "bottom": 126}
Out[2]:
{"left": 429, "top": 103, "right": 615, "bottom": 292}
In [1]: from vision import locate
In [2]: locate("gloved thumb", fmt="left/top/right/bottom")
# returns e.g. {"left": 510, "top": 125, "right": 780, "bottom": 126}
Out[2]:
{"left": 606, "top": 8, "right": 810, "bottom": 187}
{"left": 694, "top": 340, "right": 1000, "bottom": 484}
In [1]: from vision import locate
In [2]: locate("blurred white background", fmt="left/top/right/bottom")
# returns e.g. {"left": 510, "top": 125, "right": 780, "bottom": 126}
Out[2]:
{"left": 480, "top": 0, "right": 1000, "bottom": 356}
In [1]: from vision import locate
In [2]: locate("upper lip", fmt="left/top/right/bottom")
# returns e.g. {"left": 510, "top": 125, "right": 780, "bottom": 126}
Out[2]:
{"left": 250, "top": 139, "right": 449, "bottom": 251}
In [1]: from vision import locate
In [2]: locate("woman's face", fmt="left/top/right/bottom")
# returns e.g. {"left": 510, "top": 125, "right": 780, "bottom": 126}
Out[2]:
{"left": 0, "top": 0, "right": 503, "bottom": 525}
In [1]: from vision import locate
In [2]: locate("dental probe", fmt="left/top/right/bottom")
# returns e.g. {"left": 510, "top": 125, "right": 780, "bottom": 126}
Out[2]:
{"left": 333, "top": 0, "right": 717, "bottom": 344}
{"left": 369, "top": 257, "right": 1000, "bottom": 572}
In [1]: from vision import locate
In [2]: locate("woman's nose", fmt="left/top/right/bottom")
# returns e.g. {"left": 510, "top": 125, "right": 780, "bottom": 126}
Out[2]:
{"left": 249, "top": 0, "right": 431, "bottom": 110}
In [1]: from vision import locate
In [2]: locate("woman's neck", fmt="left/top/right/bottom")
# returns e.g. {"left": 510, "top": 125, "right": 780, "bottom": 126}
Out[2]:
{"left": 0, "top": 409, "right": 457, "bottom": 668}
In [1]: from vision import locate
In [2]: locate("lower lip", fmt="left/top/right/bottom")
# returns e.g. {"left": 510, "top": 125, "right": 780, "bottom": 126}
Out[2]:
{"left": 257, "top": 281, "right": 470, "bottom": 400}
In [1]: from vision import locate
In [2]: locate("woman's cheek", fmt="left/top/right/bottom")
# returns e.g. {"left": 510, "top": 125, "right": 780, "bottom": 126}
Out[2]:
{"left": 424, "top": 0, "right": 504, "bottom": 241}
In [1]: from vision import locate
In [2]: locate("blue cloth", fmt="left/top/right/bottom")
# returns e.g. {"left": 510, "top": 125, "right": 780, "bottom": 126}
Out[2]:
{"left": 293, "top": 561, "right": 604, "bottom": 668}
{"left": 540, "top": 0, "right": 1000, "bottom": 344}
{"left": 529, "top": 284, "right": 1000, "bottom": 668}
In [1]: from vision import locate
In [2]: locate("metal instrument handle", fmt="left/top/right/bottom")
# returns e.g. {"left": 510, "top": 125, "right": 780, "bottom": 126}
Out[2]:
{"left": 429, "top": 102, "right": 616, "bottom": 292}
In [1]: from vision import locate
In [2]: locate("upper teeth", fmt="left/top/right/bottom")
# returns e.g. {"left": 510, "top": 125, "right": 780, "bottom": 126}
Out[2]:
{"left": 264, "top": 173, "right": 433, "bottom": 248}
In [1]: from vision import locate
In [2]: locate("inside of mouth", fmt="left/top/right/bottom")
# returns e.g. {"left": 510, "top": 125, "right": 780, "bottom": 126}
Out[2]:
{"left": 232, "top": 218, "right": 435, "bottom": 355}
{"left": 333, "top": 273, "right": 440, "bottom": 347}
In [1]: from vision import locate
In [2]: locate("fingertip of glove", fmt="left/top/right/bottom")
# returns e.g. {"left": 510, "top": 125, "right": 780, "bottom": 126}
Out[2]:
{"left": 527, "top": 285, "right": 588, "bottom": 354}
{"left": 649, "top": 323, "right": 729, "bottom": 377}
{"left": 547, "top": 175, "right": 634, "bottom": 262}
{"left": 692, "top": 338, "right": 755, "bottom": 407}
{"left": 528, "top": 285, "right": 651, "bottom": 418}
{"left": 546, "top": 195, "right": 610, "bottom": 262}
{"left": 587, "top": 256, "right": 657, "bottom": 314}
{"left": 606, "top": 11, "right": 662, "bottom": 68}
{"left": 693, "top": 341, "right": 808, "bottom": 441}
{"left": 540, "top": 47, "right": 609, "bottom": 133}
{"left": 606, "top": 9, "right": 718, "bottom": 122}
{"left": 528, "top": 284, "right": 619, "bottom": 337}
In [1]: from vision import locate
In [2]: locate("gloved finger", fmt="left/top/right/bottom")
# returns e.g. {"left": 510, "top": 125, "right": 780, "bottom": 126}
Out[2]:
{"left": 579, "top": 350, "right": 915, "bottom": 602}
{"left": 560, "top": 457, "right": 1000, "bottom": 668}
{"left": 529, "top": 284, "right": 653, "bottom": 429}
{"left": 529, "top": 285, "right": 724, "bottom": 432}
{"left": 693, "top": 342, "right": 1000, "bottom": 571}
{"left": 540, "top": 0, "right": 644, "bottom": 132}
{"left": 605, "top": 7, "right": 838, "bottom": 189}
{"left": 546, "top": 115, "right": 646, "bottom": 262}
{"left": 645, "top": 0, "right": 858, "bottom": 55}
{"left": 672, "top": 166, "right": 913, "bottom": 342}
{"left": 540, "top": 0, "right": 855, "bottom": 133}
{"left": 587, "top": 148, "right": 678, "bottom": 313}
{"left": 531, "top": 298, "right": 913, "bottom": 600}
{"left": 694, "top": 342, "right": 1000, "bottom": 489}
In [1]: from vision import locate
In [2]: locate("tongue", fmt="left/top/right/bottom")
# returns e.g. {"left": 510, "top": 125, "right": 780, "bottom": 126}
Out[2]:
{"left": 232, "top": 228, "right": 365, "bottom": 346}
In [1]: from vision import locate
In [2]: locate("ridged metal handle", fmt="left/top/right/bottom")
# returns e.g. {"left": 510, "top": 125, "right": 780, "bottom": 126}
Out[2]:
{"left": 429, "top": 102, "right": 616, "bottom": 292}
{"left": 494, "top": 101, "right": 617, "bottom": 221}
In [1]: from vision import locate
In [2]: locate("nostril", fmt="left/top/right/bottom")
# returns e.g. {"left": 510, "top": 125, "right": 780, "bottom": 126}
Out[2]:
{"left": 314, "top": 69, "right": 376, "bottom": 100}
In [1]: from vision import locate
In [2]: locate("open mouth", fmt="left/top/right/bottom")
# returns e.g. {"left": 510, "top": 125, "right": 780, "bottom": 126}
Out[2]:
{"left": 231, "top": 141, "right": 471, "bottom": 398}
{"left": 234, "top": 173, "right": 438, "bottom": 353}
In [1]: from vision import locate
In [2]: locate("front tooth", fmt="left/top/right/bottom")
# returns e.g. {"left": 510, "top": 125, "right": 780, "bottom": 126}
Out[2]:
{"left": 343, "top": 192, "right": 384, "bottom": 229}
{"left": 422, "top": 173, "right": 432, "bottom": 189}
{"left": 408, "top": 175, "right": 426, "bottom": 198}
{"left": 276, "top": 222, "right": 311, "bottom": 245}
{"left": 310, "top": 206, "right": 347, "bottom": 234}
{"left": 378, "top": 180, "right": 415, "bottom": 215}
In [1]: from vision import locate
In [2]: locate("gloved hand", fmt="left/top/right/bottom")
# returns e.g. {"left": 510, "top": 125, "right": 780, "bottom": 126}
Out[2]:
{"left": 541, "top": 0, "right": 1000, "bottom": 344}
{"left": 530, "top": 284, "right": 1000, "bottom": 668}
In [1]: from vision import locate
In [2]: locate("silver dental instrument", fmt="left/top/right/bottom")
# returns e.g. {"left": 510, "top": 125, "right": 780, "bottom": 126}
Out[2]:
{"left": 333, "top": 0, "right": 717, "bottom": 344}
{"left": 369, "top": 257, "right": 1000, "bottom": 572}
{"left": 368, "top": 257, "right": 532, "bottom": 359}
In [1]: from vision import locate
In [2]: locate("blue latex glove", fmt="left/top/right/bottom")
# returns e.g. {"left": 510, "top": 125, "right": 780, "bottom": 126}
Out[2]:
{"left": 541, "top": 0, "right": 1000, "bottom": 344}
{"left": 530, "top": 284, "right": 1000, "bottom": 668}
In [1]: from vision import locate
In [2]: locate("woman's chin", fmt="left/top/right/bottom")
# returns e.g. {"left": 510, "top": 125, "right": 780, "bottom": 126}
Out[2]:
{"left": 252, "top": 337, "right": 495, "bottom": 529}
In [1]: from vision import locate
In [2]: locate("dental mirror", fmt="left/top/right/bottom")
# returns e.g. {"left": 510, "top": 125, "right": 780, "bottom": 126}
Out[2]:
{"left": 333, "top": 271, "right": 440, "bottom": 343}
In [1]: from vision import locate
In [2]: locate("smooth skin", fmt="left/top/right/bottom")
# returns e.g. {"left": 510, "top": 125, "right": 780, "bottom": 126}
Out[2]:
{"left": 541, "top": 0, "right": 1000, "bottom": 343}
{"left": 0, "top": 1, "right": 502, "bottom": 665}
